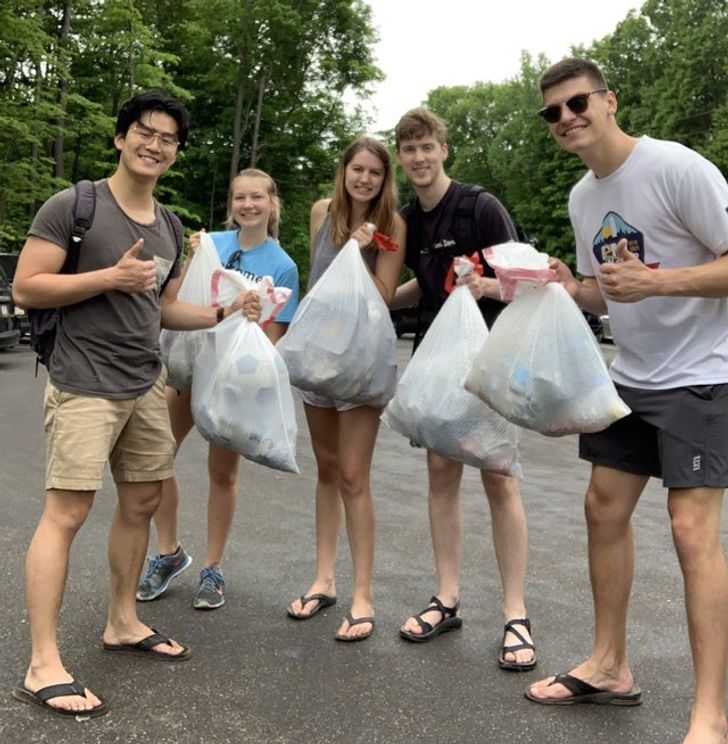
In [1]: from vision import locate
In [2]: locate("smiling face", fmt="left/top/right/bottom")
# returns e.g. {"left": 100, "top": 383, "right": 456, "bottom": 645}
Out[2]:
{"left": 114, "top": 110, "right": 179, "bottom": 181}
{"left": 344, "top": 148, "right": 386, "bottom": 206}
{"left": 396, "top": 134, "right": 449, "bottom": 191}
{"left": 229, "top": 175, "right": 275, "bottom": 233}
{"left": 541, "top": 75, "right": 615, "bottom": 156}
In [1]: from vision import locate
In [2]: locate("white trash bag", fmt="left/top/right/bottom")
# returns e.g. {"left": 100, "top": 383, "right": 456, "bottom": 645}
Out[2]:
{"left": 382, "top": 259, "right": 521, "bottom": 474}
{"left": 465, "top": 282, "right": 630, "bottom": 436}
{"left": 277, "top": 238, "right": 397, "bottom": 407}
{"left": 161, "top": 232, "right": 222, "bottom": 390}
{"left": 191, "top": 310, "right": 299, "bottom": 473}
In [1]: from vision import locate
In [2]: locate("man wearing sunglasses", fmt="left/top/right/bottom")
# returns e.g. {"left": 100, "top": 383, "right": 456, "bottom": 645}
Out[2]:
{"left": 11, "top": 90, "right": 260, "bottom": 718}
{"left": 526, "top": 57, "right": 728, "bottom": 744}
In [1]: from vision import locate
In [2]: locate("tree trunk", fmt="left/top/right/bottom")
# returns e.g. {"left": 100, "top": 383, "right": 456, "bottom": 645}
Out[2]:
{"left": 54, "top": 2, "right": 73, "bottom": 179}
{"left": 229, "top": 58, "right": 248, "bottom": 182}
{"left": 250, "top": 69, "right": 269, "bottom": 168}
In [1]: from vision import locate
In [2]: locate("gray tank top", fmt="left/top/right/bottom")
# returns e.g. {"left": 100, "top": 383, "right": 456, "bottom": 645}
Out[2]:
{"left": 308, "top": 211, "right": 377, "bottom": 291}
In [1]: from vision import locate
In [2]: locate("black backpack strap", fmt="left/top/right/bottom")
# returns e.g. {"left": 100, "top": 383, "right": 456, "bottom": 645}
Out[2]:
{"left": 403, "top": 196, "right": 422, "bottom": 271}
{"left": 159, "top": 206, "right": 184, "bottom": 294}
{"left": 453, "top": 183, "right": 485, "bottom": 254}
{"left": 68, "top": 179, "right": 95, "bottom": 271}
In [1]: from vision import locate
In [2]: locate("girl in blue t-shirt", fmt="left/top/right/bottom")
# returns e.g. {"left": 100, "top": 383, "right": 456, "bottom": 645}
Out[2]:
{"left": 137, "top": 168, "right": 299, "bottom": 610}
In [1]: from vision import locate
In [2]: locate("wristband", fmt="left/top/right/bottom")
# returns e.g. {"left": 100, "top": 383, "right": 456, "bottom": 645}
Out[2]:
{"left": 216, "top": 306, "right": 225, "bottom": 324}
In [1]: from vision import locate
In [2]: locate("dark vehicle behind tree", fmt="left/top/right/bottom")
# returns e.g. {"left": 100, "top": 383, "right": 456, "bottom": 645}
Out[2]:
{"left": 0, "top": 253, "right": 29, "bottom": 340}
{"left": 0, "top": 266, "right": 20, "bottom": 350}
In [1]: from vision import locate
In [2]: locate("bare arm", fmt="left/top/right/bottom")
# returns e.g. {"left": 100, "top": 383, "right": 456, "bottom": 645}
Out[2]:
{"left": 548, "top": 256, "right": 607, "bottom": 315}
{"left": 350, "top": 214, "right": 407, "bottom": 305}
{"left": 390, "top": 276, "right": 422, "bottom": 310}
{"left": 160, "top": 276, "right": 261, "bottom": 330}
{"left": 600, "top": 240, "right": 728, "bottom": 301}
{"left": 265, "top": 321, "right": 287, "bottom": 344}
{"left": 13, "top": 236, "right": 157, "bottom": 309}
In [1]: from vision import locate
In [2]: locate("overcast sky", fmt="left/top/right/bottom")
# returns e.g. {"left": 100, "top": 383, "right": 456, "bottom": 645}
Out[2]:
{"left": 357, "top": 0, "right": 641, "bottom": 132}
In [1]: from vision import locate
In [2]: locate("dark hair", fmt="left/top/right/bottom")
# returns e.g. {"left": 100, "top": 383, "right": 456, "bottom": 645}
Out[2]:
{"left": 394, "top": 107, "right": 447, "bottom": 150}
{"left": 538, "top": 58, "right": 609, "bottom": 97}
{"left": 115, "top": 89, "right": 191, "bottom": 149}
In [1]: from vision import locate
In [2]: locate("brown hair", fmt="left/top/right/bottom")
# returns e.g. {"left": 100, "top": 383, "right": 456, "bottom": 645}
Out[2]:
{"left": 225, "top": 168, "right": 281, "bottom": 238}
{"left": 538, "top": 57, "right": 609, "bottom": 97}
{"left": 394, "top": 107, "right": 447, "bottom": 150}
{"left": 328, "top": 136, "right": 398, "bottom": 246}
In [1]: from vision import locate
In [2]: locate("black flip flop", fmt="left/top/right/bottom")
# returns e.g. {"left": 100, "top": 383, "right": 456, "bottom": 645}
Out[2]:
{"left": 102, "top": 628, "right": 191, "bottom": 661}
{"left": 400, "top": 595, "right": 462, "bottom": 642}
{"left": 525, "top": 672, "right": 642, "bottom": 706}
{"left": 12, "top": 678, "right": 108, "bottom": 718}
{"left": 287, "top": 592, "right": 337, "bottom": 620}
{"left": 335, "top": 612, "right": 375, "bottom": 642}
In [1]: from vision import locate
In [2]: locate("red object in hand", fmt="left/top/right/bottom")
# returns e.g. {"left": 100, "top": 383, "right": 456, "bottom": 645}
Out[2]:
{"left": 443, "top": 252, "right": 484, "bottom": 294}
{"left": 373, "top": 231, "right": 398, "bottom": 251}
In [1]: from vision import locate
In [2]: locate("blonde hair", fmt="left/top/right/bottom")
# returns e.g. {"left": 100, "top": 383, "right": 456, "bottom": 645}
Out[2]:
{"left": 225, "top": 168, "right": 281, "bottom": 238}
{"left": 328, "top": 136, "right": 398, "bottom": 246}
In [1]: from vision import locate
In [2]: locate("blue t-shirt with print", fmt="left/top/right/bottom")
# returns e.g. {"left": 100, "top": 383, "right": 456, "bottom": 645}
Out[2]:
{"left": 209, "top": 231, "right": 299, "bottom": 323}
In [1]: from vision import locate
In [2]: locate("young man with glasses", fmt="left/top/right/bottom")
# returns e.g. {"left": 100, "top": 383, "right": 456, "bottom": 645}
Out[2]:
{"left": 11, "top": 90, "right": 259, "bottom": 718}
{"left": 526, "top": 57, "right": 728, "bottom": 744}
{"left": 391, "top": 107, "right": 537, "bottom": 671}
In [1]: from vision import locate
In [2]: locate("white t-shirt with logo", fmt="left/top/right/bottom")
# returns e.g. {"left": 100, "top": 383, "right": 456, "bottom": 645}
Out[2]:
{"left": 572, "top": 136, "right": 728, "bottom": 389}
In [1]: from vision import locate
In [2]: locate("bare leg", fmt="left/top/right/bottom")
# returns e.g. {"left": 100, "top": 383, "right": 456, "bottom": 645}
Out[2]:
{"left": 204, "top": 444, "right": 241, "bottom": 566}
{"left": 482, "top": 470, "right": 532, "bottom": 664}
{"left": 669, "top": 487, "right": 728, "bottom": 744}
{"left": 151, "top": 387, "right": 194, "bottom": 555}
{"left": 401, "top": 452, "right": 462, "bottom": 635}
{"left": 288, "top": 404, "right": 341, "bottom": 617}
{"left": 335, "top": 406, "right": 380, "bottom": 639}
{"left": 23, "top": 489, "right": 103, "bottom": 713}
{"left": 528, "top": 466, "right": 646, "bottom": 701}
{"left": 103, "top": 481, "right": 186, "bottom": 656}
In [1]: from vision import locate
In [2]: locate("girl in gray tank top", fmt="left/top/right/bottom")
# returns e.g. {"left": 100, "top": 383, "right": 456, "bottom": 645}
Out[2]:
{"left": 287, "top": 136, "right": 406, "bottom": 642}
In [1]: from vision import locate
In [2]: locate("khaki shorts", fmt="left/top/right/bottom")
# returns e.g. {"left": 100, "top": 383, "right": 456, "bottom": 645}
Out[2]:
{"left": 44, "top": 373, "right": 175, "bottom": 491}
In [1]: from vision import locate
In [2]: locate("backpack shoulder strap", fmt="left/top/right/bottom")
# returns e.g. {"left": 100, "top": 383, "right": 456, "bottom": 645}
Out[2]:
{"left": 403, "top": 195, "right": 422, "bottom": 270}
{"left": 453, "top": 183, "right": 485, "bottom": 253}
{"left": 68, "top": 179, "right": 96, "bottom": 271}
{"left": 159, "top": 206, "right": 185, "bottom": 294}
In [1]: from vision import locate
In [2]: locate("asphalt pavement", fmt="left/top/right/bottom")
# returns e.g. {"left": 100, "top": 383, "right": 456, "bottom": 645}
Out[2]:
{"left": 0, "top": 340, "right": 713, "bottom": 744}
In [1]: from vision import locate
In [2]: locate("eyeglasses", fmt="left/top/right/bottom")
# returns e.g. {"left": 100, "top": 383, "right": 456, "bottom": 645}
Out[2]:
{"left": 130, "top": 123, "right": 179, "bottom": 149}
{"left": 538, "top": 89, "right": 608, "bottom": 124}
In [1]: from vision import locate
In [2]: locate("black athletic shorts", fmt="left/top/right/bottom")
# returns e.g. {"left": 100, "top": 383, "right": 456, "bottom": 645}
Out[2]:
{"left": 579, "top": 383, "right": 728, "bottom": 488}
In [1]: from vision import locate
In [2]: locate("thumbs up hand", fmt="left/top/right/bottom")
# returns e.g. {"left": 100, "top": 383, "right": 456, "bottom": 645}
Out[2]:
{"left": 114, "top": 238, "right": 158, "bottom": 293}
{"left": 599, "top": 238, "right": 655, "bottom": 302}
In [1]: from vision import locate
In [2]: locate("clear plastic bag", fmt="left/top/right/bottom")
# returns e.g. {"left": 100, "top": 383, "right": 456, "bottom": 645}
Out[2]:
{"left": 161, "top": 233, "right": 222, "bottom": 390}
{"left": 210, "top": 269, "right": 291, "bottom": 330}
{"left": 465, "top": 282, "right": 630, "bottom": 436}
{"left": 277, "top": 238, "right": 397, "bottom": 407}
{"left": 382, "top": 276, "right": 521, "bottom": 475}
{"left": 191, "top": 310, "right": 299, "bottom": 473}
{"left": 484, "top": 241, "right": 556, "bottom": 301}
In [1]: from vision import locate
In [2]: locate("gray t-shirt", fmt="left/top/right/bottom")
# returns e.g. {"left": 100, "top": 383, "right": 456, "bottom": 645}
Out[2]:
{"left": 308, "top": 212, "right": 377, "bottom": 291}
{"left": 28, "top": 179, "right": 182, "bottom": 398}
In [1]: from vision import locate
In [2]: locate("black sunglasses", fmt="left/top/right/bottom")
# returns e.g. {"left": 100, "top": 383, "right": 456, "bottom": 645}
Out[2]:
{"left": 538, "top": 89, "right": 608, "bottom": 124}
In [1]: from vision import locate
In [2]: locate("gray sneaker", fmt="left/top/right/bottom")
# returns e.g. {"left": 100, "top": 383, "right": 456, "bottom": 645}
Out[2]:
{"left": 193, "top": 566, "right": 225, "bottom": 610}
{"left": 136, "top": 545, "right": 192, "bottom": 601}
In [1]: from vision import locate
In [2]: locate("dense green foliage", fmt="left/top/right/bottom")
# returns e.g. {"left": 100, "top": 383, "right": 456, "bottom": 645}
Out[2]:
{"left": 2, "top": 0, "right": 728, "bottom": 279}
{"left": 427, "top": 0, "right": 728, "bottom": 265}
